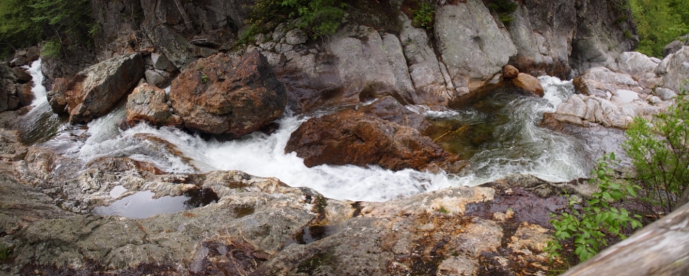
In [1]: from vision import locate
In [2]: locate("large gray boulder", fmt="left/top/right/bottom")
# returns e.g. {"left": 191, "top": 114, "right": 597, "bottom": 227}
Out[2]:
{"left": 656, "top": 46, "right": 689, "bottom": 93}
{"left": 434, "top": 0, "right": 517, "bottom": 102}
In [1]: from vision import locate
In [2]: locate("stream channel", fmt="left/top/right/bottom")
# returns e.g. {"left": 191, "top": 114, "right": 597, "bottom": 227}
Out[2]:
{"left": 18, "top": 59, "right": 591, "bottom": 217}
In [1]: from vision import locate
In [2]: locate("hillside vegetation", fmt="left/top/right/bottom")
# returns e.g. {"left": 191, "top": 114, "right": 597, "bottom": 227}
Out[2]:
{"left": 630, "top": 0, "right": 689, "bottom": 57}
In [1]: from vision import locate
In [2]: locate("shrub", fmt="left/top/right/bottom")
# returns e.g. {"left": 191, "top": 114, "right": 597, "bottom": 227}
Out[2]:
{"left": 410, "top": 1, "right": 435, "bottom": 30}
{"left": 487, "top": 0, "right": 519, "bottom": 26}
{"left": 630, "top": 0, "right": 689, "bottom": 57}
{"left": 623, "top": 89, "right": 689, "bottom": 214}
{"left": 243, "top": 0, "right": 347, "bottom": 44}
{"left": 546, "top": 153, "right": 642, "bottom": 262}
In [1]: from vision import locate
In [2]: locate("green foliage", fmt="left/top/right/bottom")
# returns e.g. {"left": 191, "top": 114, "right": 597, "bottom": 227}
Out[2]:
{"left": 40, "top": 38, "right": 62, "bottom": 59}
{"left": 243, "top": 0, "right": 347, "bottom": 44}
{"left": 410, "top": 1, "right": 435, "bottom": 30}
{"left": 0, "top": 243, "right": 11, "bottom": 262}
{"left": 623, "top": 88, "right": 689, "bottom": 214}
{"left": 546, "top": 153, "right": 642, "bottom": 262}
{"left": 487, "top": 0, "right": 519, "bottom": 25}
{"left": 0, "top": 0, "right": 95, "bottom": 58}
{"left": 630, "top": 0, "right": 689, "bottom": 57}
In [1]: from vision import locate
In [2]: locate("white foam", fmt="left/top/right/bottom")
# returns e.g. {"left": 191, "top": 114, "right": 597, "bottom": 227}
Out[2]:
{"left": 25, "top": 59, "right": 47, "bottom": 107}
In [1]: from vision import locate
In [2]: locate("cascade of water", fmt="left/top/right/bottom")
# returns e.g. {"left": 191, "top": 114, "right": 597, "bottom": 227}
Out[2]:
{"left": 72, "top": 76, "right": 587, "bottom": 202}
{"left": 25, "top": 59, "right": 47, "bottom": 107}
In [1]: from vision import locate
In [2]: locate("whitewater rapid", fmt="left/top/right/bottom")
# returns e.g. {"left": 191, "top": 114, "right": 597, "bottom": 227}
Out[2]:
{"left": 68, "top": 76, "right": 588, "bottom": 202}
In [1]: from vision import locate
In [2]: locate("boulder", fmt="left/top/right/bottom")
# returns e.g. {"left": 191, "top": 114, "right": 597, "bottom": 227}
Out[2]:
{"left": 13, "top": 68, "right": 32, "bottom": 83}
{"left": 126, "top": 83, "right": 182, "bottom": 127}
{"left": 655, "top": 87, "right": 677, "bottom": 101}
{"left": 503, "top": 65, "right": 519, "bottom": 79}
{"left": 51, "top": 53, "right": 144, "bottom": 123}
{"left": 573, "top": 67, "right": 643, "bottom": 98}
{"left": 549, "top": 93, "right": 667, "bottom": 129}
{"left": 144, "top": 69, "right": 171, "bottom": 88}
{"left": 151, "top": 52, "right": 176, "bottom": 72}
{"left": 656, "top": 46, "right": 689, "bottom": 93}
{"left": 359, "top": 96, "right": 430, "bottom": 132}
{"left": 0, "top": 62, "right": 31, "bottom": 112}
{"left": 285, "top": 104, "right": 464, "bottom": 172}
{"left": 275, "top": 24, "right": 419, "bottom": 113}
{"left": 614, "top": 51, "right": 661, "bottom": 89}
{"left": 662, "top": 34, "right": 689, "bottom": 57}
{"left": 170, "top": 50, "right": 287, "bottom": 137}
{"left": 512, "top": 73, "right": 544, "bottom": 97}
{"left": 16, "top": 83, "right": 34, "bottom": 107}
{"left": 400, "top": 17, "right": 454, "bottom": 107}
{"left": 46, "top": 78, "right": 70, "bottom": 114}
{"left": 434, "top": 0, "right": 517, "bottom": 100}
{"left": 284, "top": 29, "right": 307, "bottom": 45}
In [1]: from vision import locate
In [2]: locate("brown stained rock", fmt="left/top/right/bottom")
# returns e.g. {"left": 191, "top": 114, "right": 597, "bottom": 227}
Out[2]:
{"left": 512, "top": 73, "right": 544, "bottom": 97}
{"left": 16, "top": 83, "right": 34, "bottom": 107}
{"left": 126, "top": 83, "right": 182, "bottom": 127}
{"left": 285, "top": 106, "right": 465, "bottom": 173}
{"left": 46, "top": 53, "right": 144, "bottom": 123}
{"left": 47, "top": 77, "right": 70, "bottom": 114}
{"left": 13, "top": 68, "right": 32, "bottom": 83}
{"left": 502, "top": 65, "right": 519, "bottom": 79}
{"left": 170, "top": 50, "right": 287, "bottom": 137}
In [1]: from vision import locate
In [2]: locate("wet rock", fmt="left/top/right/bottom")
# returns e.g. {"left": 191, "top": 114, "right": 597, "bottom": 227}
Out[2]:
{"left": 126, "top": 83, "right": 182, "bottom": 127}
{"left": 51, "top": 53, "right": 144, "bottom": 123}
{"left": 512, "top": 73, "right": 544, "bottom": 97}
{"left": 285, "top": 105, "right": 464, "bottom": 172}
{"left": 503, "top": 65, "right": 519, "bottom": 79}
{"left": 656, "top": 46, "right": 689, "bottom": 93}
{"left": 16, "top": 83, "right": 34, "bottom": 107}
{"left": 46, "top": 78, "right": 70, "bottom": 114}
{"left": 359, "top": 96, "right": 430, "bottom": 132}
{"left": 0, "top": 62, "right": 26, "bottom": 112}
{"left": 12, "top": 68, "right": 32, "bottom": 83}
{"left": 170, "top": 50, "right": 286, "bottom": 137}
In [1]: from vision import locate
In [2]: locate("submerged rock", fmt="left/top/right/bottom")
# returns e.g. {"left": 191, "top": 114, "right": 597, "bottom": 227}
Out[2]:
{"left": 46, "top": 53, "right": 144, "bottom": 123}
{"left": 285, "top": 99, "right": 464, "bottom": 172}
{"left": 170, "top": 50, "right": 287, "bottom": 137}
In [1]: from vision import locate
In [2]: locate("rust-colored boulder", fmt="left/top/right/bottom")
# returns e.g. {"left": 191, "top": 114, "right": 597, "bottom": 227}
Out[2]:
{"left": 502, "top": 65, "right": 519, "bottom": 79}
{"left": 170, "top": 50, "right": 287, "bottom": 137}
{"left": 126, "top": 83, "right": 182, "bottom": 127}
{"left": 512, "top": 73, "right": 544, "bottom": 97}
{"left": 285, "top": 102, "right": 465, "bottom": 172}
{"left": 46, "top": 53, "right": 144, "bottom": 123}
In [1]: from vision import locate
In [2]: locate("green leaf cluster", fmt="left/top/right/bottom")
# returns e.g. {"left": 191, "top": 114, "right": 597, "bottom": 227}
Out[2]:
{"left": 410, "top": 1, "right": 435, "bottom": 30}
{"left": 0, "top": 0, "right": 94, "bottom": 58}
{"left": 243, "top": 0, "right": 347, "bottom": 44}
{"left": 487, "top": 0, "right": 519, "bottom": 25}
{"left": 630, "top": 0, "right": 689, "bottom": 57}
{"left": 546, "top": 153, "right": 642, "bottom": 262}
{"left": 623, "top": 86, "right": 689, "bottom": 213}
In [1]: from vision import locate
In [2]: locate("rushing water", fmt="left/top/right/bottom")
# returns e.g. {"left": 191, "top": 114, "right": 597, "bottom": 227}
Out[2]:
{"left": 64, "top": 76, "right": 589, "bottom": 202}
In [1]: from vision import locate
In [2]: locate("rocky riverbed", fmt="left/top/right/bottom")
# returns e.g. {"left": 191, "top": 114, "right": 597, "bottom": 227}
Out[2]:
{"left": 1, "top": 0, "right": 689, "bottom": 275}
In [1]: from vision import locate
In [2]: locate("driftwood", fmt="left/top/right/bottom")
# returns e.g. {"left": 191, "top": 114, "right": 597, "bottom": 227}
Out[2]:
{"left": 562, "top": 202, "right": 689, "bottom": 275}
